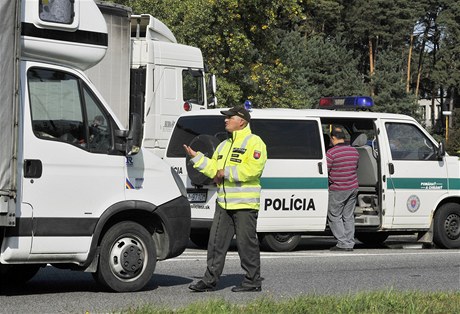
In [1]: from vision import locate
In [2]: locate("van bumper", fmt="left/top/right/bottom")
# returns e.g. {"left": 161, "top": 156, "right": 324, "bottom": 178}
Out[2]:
{"left": 155, "top": 195, "right": 191, "bottom": 259}
{"left": 191, "top": 218, "right": 213, "bottom": 230}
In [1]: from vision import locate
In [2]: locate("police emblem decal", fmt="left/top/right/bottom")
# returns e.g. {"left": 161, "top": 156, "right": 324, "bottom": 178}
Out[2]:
{"left": 406, "top": 195, "right": 420, "bottom": 213}
{"left": 253, "top": 150, "right": 261, "bottom": 159}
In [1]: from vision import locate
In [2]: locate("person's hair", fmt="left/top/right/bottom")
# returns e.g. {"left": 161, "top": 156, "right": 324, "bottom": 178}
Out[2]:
{"left": 331, "top": 126, "right": 346, "bottom": 139}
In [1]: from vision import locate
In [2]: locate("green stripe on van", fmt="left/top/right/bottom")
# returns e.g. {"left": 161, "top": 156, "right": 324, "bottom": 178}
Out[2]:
{"left": 448, "top": 178, "right": 460, "bottom": 189}
{"left": 387, "top": 178, "right": 448, "bottom": 190}
{"left": 261, "top": 177, "right": 328, "bottom": 189}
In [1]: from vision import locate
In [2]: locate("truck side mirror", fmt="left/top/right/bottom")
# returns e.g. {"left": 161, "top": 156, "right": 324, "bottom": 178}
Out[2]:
{"left": 208, "top": 74, "right": 217, "bottom": 108}
{"left": 437, "top": 140, "right": 446, "bottom": 159}
{"left": 126, "top": 113, "right": 143, "bottom": 155}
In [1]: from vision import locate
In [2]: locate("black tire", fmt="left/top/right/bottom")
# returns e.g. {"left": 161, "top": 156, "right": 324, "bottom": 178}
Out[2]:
{"left": 190, "top": 231, "right": 210, "bottom": 248}
{"left": 259, "top": 233, "right": 301, "bottom": 252}
{"left": 186, "top": 135, "right": 220, "bottom": 186}
{"left": 355, "top": 232, "right": 389, "bottom": 246}
{"left": 0, "top": 264, "right": 44, "bottom": 286}
{"left": 433, "top": 203, "right": 460, "bottom": 249}
{"left": 95, "top": 221, "right": 157, "bottom": 292}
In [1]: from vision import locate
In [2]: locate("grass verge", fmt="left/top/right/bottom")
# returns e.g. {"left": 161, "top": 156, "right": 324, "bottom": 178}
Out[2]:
{"left": 121, "top": 290, "right": 460, "bottom": 313}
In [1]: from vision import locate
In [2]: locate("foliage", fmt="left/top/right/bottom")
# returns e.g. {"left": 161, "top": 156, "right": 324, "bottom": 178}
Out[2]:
{"left": 108, "top": 0, "right": 460, "bottom": 137}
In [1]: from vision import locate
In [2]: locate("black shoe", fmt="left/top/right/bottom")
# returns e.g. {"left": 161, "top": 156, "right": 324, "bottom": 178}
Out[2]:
{"left": 188, "top": 280, "right": 215, "bottom": 292}
{"left": 231, "top": 285, "right": 262, "bottom": 292}
{"left": 330, "top": 246, "right": 353, "bottom": 252}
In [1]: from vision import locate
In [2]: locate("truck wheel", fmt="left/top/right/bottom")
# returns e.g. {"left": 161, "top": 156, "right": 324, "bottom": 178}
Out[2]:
{"left": 186, "top": 135, "right": 220, "bottom": 186}
{"left": 95, "top": 221, "right": 157, "bottom": 292}
{"left": 259, "top": 233, "right": 301, "bottom": 252}
{"left": 190, "top": 231, "right": 210, "bottom": 248}
{"left": 355, "top": 232, "right": 389, "bottom": 246}
{"left": 433, "top": 203, "right": 460, "bottom": 249}
{"left": 0, "top": 264, "right": 44, "bottom": 286}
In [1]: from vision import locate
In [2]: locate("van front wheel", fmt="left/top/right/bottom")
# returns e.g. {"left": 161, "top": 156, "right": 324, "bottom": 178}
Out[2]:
{"left": 95, "top": 221, "right": 157, "bottom": 292}
{"left": 259, "top": 233, "right": 300, "bottom": 252}
{"left": 433, "top": 203, "right": 460, "bottom": 249}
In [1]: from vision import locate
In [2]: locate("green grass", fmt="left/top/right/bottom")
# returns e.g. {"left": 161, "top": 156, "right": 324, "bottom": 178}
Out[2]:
{"left": 120, "top": 290, "right": 460, "bottom": 313}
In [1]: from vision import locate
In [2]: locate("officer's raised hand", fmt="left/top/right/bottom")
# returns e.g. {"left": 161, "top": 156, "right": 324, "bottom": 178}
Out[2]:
{"left": 183, "top": 144, "right": 197, "bottom": 158}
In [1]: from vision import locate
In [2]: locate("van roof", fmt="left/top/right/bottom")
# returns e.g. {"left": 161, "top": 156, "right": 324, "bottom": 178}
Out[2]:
{"left": 182, "top": 108, "right": 416, "bottom": 122}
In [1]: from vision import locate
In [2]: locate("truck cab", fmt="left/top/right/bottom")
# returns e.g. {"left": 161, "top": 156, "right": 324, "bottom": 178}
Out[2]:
{"left": 85, "top": 3, "right": 214, "bottom": 158}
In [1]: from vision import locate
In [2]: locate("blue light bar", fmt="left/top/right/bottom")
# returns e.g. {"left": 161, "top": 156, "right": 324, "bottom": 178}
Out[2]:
{"left": 244, "top": 100, "right": 252, "bottom": 111}
{"left": 318, "top": 96, "right": 374, "bottom": 110}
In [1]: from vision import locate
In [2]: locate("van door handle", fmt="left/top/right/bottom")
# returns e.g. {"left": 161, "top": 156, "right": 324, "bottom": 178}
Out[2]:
{"left": 388, "top": 163, "right": 394, "bottom": 175}
{"left": 24, "top": 159, "right": 43, "bottom": 178}
{"left": 318, "top": 162, "right": 323, "bottom": 174}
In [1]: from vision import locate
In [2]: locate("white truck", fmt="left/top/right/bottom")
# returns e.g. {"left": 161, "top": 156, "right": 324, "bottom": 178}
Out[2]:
{"left": 0, "top": 0, "right": 190, "bottom": 292}
{"left": 165, "top": 97, "right": 460, "bottom": 251}
{"left": 85, "top": 1, "right": 216, "bottom": 158}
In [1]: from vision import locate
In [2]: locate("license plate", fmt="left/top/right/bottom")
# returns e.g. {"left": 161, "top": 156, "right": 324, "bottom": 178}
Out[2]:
{"left": 187, "top": 189, "right": 207, "bottom": 203}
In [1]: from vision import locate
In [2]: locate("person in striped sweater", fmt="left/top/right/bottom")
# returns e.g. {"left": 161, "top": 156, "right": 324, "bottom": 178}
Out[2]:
{"left": 326, "top": 126, "right": 360, "bottom": 251}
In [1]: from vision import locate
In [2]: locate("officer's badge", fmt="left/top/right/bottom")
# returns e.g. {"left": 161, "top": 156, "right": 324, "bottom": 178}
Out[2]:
{"left": 253, "top": 150, "right": 261, "bottom": 159}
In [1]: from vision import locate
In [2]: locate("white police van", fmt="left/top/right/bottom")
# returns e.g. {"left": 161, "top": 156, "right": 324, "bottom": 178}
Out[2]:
{"left": 165, "top": 97, "right": 460, "bottom": 251}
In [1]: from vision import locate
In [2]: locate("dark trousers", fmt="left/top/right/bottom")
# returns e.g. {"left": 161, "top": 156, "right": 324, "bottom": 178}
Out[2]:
{"left": 202, "top": 203, "right": 261, "bottom": 288}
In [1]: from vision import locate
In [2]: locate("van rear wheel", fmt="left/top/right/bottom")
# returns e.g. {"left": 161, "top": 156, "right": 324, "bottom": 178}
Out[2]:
{"left": 190, "top": 231, "right": 210, "bottom": 249}
{"left": 433, "top": 203, "right": 460, "bottom": 249}
{"left": 355, "top": 232, "right": 389, "bottom": 246}
{"left": 259, "top": 233, "right": 300, "bottom": 252}
{"left": 0, "top": 264, "right": 44, "bottom": 286}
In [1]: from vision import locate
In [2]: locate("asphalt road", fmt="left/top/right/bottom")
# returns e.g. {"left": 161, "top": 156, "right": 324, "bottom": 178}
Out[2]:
{"left": 1, "top": 235, "right": 459, "bottom": 313}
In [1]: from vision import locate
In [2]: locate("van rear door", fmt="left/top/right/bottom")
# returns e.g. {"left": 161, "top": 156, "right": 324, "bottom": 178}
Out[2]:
{"left": 253, "top": 118, "right": 329, "bottom": 232}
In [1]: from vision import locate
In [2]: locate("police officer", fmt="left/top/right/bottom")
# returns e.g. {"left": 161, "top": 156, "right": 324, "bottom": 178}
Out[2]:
{"left": 183, "top": 105, "right": 267, "bottom": 292}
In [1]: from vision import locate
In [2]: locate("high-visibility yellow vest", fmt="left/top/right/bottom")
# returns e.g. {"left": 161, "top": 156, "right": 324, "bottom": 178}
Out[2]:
{"left": 191, "top": 125, "right": 267, "bottom": 210}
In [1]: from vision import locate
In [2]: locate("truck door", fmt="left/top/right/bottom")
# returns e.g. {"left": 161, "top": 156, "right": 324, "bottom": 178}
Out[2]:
{"left": 382, "top": 121, "right": 447, "bottom": 227}
{"left": 21, "top": 65, "right": 125, "bottom": 254}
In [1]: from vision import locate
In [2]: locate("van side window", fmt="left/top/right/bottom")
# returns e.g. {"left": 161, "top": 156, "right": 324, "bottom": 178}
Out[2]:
{"left": 385, "top": 123, "right": 437, "bottom": 160}
{"left": 28, "top": 68, "right": 112, "bottom": 153}
{"left": 83, "top": 88, "right": 112, "bottom": 153}
{"left": 167, "top": 117, "right": 322, "bottom": 159}
{"left": 39, "top": 0, "right": 74, "bottom": 24}
{"left": 182, "top": 69, "right": 204, "bottom": 106}
{"left": 252, "top": 120, "right": 322, "bottom": 159}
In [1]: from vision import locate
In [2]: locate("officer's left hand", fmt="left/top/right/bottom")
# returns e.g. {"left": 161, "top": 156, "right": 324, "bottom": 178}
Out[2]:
{"left": 213, "top": 169, "right": 224, "bottom": 185}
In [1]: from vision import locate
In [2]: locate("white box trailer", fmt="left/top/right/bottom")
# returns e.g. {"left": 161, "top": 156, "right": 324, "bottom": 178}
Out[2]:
{"left": 85, "top": 1, "right": 214, "bottom": 158}
{"left": 0, "top": 0, "right": 190, "bottom": 292}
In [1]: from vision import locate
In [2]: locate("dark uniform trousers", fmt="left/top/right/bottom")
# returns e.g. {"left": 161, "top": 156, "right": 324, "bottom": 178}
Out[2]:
{"left": 202, "top": 203, "right": 261, "bottom": 288}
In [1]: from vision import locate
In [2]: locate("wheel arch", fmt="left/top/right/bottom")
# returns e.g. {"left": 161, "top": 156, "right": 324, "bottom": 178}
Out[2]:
{"left": 434, "top": 196, "right": 460, "bottom": 213}
{"left": 84, "top": 200, "right": 168, "bottom": 269}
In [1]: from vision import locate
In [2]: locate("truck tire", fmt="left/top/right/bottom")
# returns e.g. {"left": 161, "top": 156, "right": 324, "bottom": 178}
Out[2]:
{"left": 95, "top": 221, "right": 157, "bottom": 292}
{"left": 186, "top": 135, "right": 220, "bottom": 186}
{"left": 355, "top": 232, "right": 389, "bottom": 246}
{"left": 0, "top": 264, "right": 44, "bottom": 286}
{"left": 259, "top": 233, "right": 301, "bottom": 252}
{"left": 433, "top": 203, "right": 460, "bottom": 249}
{"left": 190, "top": 231, "right": 210, "bottom": 248}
